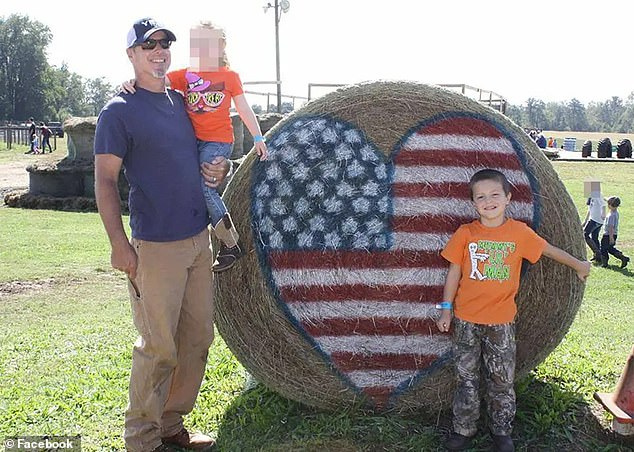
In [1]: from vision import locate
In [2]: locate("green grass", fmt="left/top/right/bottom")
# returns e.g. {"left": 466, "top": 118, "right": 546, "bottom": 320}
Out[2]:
{"left": 1, "top": 161, "right": 633, "bottom": 451}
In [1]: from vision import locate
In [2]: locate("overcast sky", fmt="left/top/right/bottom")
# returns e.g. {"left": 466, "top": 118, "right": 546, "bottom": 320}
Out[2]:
{"left": 4, "top": 0, "right": 632, "bottom": 106}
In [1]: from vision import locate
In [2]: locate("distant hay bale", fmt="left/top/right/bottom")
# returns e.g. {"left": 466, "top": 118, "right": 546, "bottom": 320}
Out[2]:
{"left": 215, "top": 80, "right": 586, "bottom": 413}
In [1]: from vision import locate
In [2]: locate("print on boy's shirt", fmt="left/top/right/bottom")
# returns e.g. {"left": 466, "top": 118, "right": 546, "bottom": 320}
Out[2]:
{"left": 467, "top": 240, "right": 517, "bottom": 282}
{"left": 184, "top": 72, "right": 226, "bottom": 113}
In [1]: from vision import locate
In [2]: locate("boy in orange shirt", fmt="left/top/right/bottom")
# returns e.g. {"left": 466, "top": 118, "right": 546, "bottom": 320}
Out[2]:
{"left": 436, "top": 169, "right": 590, "bottom": 452}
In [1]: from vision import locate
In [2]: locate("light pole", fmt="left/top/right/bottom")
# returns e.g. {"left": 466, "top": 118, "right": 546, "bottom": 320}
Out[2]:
{"left": 264, "top": 0, "right": 290, "bottom": 113}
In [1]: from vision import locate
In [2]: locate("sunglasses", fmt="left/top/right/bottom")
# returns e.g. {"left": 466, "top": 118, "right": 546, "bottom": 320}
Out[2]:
{"left": 138, "top": 38, "right": 172, "bottom": 50}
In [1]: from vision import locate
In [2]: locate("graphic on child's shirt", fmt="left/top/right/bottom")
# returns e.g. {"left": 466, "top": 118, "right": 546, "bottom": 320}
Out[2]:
{"left": 184, "top": 72, "right": 225, "bottom": 114}
{"left": 468, "top": 242, "right": 488, "bottom": 280}
{"left": 468, "top": 240, "right": 516, "bottom": 281}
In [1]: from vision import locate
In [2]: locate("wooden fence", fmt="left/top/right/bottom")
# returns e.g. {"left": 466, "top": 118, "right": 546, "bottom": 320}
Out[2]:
{"left": 0, "top": 126, "right": 57, "bottom": 150}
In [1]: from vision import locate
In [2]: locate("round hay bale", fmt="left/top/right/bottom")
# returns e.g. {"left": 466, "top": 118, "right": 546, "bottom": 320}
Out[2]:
{"left": 215, "top": 81, "right": 586, "bottom": 413}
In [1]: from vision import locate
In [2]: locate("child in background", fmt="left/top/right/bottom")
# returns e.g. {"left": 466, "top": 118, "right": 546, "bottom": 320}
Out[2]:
{"left": 583, "top": 188, "right": 606, "bottom": 262}
{"left": 31, "top": 133, "right": 40, "bottom": 154}
{"left": 436, "top": 169, "right": 590, "bottom": 452}
{"left": 123, "top": 21, "right": 267, "bottom": 272}
{"left": 600, "top": 196, "right": 629, "bottom": 268}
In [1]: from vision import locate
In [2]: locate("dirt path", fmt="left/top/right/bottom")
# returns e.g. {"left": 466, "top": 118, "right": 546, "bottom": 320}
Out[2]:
{"left": 0, "top": 151, "right": 61, "bottom": 201}
{"left": 0, "top": 161, "right": 29, "bottom": 200}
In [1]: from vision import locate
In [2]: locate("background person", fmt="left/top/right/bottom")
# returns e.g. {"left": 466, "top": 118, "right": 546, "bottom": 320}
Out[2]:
{"left": 583, "top": 189, "right": 606, "bottom": 262}
{"left": 39, "top": 121, "right": 53, "bottom": 153}
{"left": 600, "top": 196, "right": 629, "bottom": 268}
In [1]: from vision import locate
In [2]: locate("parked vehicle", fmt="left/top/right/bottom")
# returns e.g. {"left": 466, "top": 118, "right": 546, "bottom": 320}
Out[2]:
{"left": 48, "top": 121, "right": 64, "bottom": 138}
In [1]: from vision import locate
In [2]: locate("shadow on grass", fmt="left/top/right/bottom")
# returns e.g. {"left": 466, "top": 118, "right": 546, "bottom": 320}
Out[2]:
{"left": 213, "top": 382, "right": 447, "bottom": 452}
{"left": 212, "top": 375, "right": 633, "bottom": 452}
{"left": 515, "top": 374, "right": 633, "bottom": 451}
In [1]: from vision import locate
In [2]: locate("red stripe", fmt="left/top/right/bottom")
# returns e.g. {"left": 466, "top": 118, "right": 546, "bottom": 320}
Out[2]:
{"left": 392, "top": 182, "right": 534, "bottom": 203}
{"left": 394, "top": 149, "right": 522, "bottom": 170}
{"left": 269, "top": 250, "right": 447, "bottom": 269}
{"left": 361, "top": 387, "right": 392, "bottom": 408}
{"left": 332, "top": 351, "right": 442, "bottom": 371}
{"left": 301, "top": 317, "right": 440, "bottom": 336}
{"left": 280, "top": 285, "right": 444, "bottom": 303}
{"left": 416, "top": 117, "right": 503, "bottom": 137}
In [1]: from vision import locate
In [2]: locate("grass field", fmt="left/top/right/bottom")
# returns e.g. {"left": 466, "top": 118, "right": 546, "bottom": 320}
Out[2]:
{"left": 1, "top": 150, "right": 633, "bottom": 450}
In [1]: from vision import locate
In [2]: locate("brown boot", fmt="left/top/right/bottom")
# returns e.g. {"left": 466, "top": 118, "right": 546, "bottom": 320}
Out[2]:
{"left": 212, "top": 214, "right": 241, "bottom": 272}
{"left": 162, "top": 428, "right": 215, "bottom": 451}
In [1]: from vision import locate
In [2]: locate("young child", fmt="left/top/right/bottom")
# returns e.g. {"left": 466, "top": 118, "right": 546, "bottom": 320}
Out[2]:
{"left": 123, "top": 21, "right": 267, "bottom": 272}
{"left": 583, "top": 188, "right": 606, "bottom": 262}
{"left": 600, "top": 196, "right": 629, "bottom": 268}
{"left": 436, "top": 169, "right": 590, "bottom": 452}
{"left": 31, "top": 133, "right": 40, "bottom": 154}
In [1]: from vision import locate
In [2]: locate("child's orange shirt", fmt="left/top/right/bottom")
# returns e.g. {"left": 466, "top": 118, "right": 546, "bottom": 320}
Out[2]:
{"left": 167, "top": 67, "right": 244, "bottom": 143}
{"left": 441, "top": 218, "right": 547, "bottom": 325}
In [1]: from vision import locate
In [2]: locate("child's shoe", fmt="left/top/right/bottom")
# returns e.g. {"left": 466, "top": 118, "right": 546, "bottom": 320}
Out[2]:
{"left": 491, "top": 434, "right": 514, "bottom": 452}
{"left": 621, "top": 256, "right": 630, "bottom": 269}
{"left": 212, "top": 243, "right": 244, "bottom": 272}
{"left": 445, "top": 432, "right": 475, "bottom": 451}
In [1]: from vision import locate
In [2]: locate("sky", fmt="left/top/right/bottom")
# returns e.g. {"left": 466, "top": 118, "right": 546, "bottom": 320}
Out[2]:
{"left": 4, "top": 1, "right": 633, "bottom": 107}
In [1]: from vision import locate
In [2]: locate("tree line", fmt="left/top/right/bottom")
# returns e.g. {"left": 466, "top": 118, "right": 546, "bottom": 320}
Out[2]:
{"left": 505, "top": 95, "right": 634, "bottom": 133}
{"left": 0, "top": 14, "right": 115, "bottom": 124}
{"left": 2, "top": 13, "right": 633, "bottom": 133}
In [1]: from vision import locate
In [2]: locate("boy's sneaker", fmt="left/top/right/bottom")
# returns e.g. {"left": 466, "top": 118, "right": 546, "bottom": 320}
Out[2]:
{"left": 491, "top": 434, "right": 515, "bottom": 452}
{"left": 621, "top": 256, "right": 630, "bottom": 269}
{"left": 445, "top": 432, "right": 475, "bottom": 451}
{"left": 212, "top": 244, "right": 244, "bottom": 272}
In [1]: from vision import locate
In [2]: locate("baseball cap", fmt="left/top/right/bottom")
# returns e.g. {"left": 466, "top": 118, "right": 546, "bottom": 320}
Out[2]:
{"left": 126, "top": 17, "right": 177, "bottom": 48}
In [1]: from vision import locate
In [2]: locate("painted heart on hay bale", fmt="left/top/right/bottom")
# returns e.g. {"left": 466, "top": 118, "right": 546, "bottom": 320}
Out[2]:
{"left": 214, "top": 81, "right": 586, "bottom": 413}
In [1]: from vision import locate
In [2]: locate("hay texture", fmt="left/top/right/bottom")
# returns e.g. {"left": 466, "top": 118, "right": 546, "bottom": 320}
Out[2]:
{"left": 215, "top": 80, "right": 586, "bottom": 413}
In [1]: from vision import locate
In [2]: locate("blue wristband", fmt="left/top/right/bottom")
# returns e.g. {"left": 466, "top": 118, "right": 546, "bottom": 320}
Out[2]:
{"left": 436, "top": 301, "right": 453, "bottom": 310}
{"left": 254, "top": 135, "right": 265, "bottom": 143}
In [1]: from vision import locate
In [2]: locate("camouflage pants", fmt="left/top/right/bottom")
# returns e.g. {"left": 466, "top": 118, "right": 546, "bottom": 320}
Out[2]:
{"left": 452, "top": 318, "right": 516, "bottom": 437}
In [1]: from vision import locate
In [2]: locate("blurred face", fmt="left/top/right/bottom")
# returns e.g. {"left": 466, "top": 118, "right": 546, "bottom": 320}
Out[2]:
{"left": 190, "top": 27, "right": 224, "bottom": 71}
{"left": 127, "top": 31, "right": 171, "bottom": 81}
{"left": 471, "top": 179, "right": 511, "bottom": 227}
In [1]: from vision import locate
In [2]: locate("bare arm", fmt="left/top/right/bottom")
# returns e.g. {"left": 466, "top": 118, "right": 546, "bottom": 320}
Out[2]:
{"left": 234, "top": 94, "right": 268, "bottom": 160}
{"left": 436, "top": 263, "right": 462, "bottom": 332}
{"left": 542, "top": 243, "right": 591, "bottom": 281}
{"left": 94, "top": 154, "right": 138, "bottom": 279}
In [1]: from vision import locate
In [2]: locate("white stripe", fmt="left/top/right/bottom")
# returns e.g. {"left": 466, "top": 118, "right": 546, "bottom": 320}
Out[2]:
{"left": 403, "top": 134, "right": 515, "bottom": 153}
{"left": 391, "top": 232, "right": 453, "bottom": 251}
{"left": 317, "top": 334, "right": 452, "bottom": 355}
{"left": 346, "top": 369, "right": 419, "bottom": 388}
{"left": 393, "top": 198, "right": 534, "bottom": 221}
{"left": 288, "top": 301, "right": 440, "bottom": 320}
{"left": 394, "top": 166, "right": 531, "bottom": 185}
{"left": 273, "top": 267, "right": 447, "bottom": 287}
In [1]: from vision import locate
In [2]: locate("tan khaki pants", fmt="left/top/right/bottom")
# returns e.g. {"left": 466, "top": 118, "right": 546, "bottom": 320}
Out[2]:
{"left": 124, "top": 228, "right": 214, "bottom": 452}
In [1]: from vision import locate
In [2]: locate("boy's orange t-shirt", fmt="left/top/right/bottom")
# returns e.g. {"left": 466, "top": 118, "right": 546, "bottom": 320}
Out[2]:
{"left": 167, "top": 67, "right": 244, "bottom": 143}
{"left": 441, "top": 218, "right": 547, "bottom": 325}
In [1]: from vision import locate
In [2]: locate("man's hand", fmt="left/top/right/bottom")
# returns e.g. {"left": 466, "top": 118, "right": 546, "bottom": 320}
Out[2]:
{"left": 111, "top": 241, "right": 138, "bottom": 279}
{"left": 201, "top": 156, "right": 231, "bottom": 188}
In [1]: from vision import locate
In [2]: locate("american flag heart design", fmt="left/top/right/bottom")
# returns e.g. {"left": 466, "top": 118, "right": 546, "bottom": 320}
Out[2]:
{"left": 251, "top": 112, "right": 539, "bottom": 409}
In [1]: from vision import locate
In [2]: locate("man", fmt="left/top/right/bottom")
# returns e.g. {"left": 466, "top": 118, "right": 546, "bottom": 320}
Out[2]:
{"left": 25, "top": 117, "right": 36, "bottom": 154}
{"left": 94, "top": 17, "right": 228, "bottom": 452}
